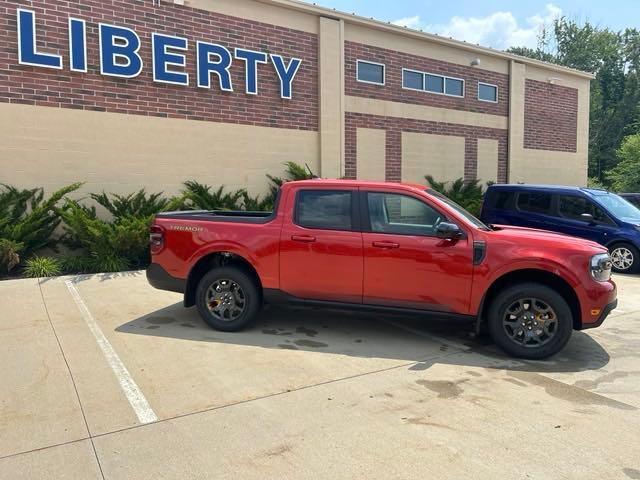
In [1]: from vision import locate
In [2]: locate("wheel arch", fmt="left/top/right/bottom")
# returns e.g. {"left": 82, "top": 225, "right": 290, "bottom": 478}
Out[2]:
{"left": 478, "top": 269, "right": 582, "bottom": 331}
{"left": 184, "top": 251, "right": 263, "bottom": 307}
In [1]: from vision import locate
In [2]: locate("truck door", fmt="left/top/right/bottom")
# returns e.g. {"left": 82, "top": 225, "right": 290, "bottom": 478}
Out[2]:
{"left": 361, "top": 189, "right": 474, "bottom": 314}
{"left": 279, "top": 188, "right": 363, "bottom": 303}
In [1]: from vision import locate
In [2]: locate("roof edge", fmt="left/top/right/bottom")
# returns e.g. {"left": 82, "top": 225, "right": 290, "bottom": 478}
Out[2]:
{"left": 258, "top": 0, "right": 596, "bottom": 80}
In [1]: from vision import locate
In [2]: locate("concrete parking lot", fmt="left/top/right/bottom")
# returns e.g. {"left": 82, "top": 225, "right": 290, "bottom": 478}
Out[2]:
{"left": 1, "top": 272, "right": 639, "bottom": 480}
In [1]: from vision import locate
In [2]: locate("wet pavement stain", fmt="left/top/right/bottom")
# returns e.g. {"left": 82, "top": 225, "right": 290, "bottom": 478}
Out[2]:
{"left": 354, "top": 339, "right": 363, "bottom": 343}
{"left": 573, "top": 371, "right": 632, "bottom": 390}
{"left": 180, "top": 323, "right": 196, "bottom": 328}
{"left": 508, "top": 372, "right": 637, "bottom": 411}
{"left": 262, "top": 329, "right": 293, "bottom": 336}
{"left": 415, "top": 379, "right": 468, "bottom": 399}
{"left": 624, "top": 468, "right": 640, "bottom": 479}
{"left": 294, "top": 339, "right": 329, "bottom": 348}
{"left": 296, "top": 326, "right": 318, "bottom": 337}
{"left": 146, "top": 325, "right": 160, "bottom": 330}
{"left": 278, "top": 344, "right": 299, "bottom": 350}
{"left": 404, "top": 417, "right": 454, "bottom": 429}
{"left": 145, "top": 316, "right": 175, "bottom": 325}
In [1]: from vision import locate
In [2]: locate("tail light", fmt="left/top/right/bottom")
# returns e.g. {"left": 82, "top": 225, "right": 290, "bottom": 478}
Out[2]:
{"left": 149, "top": 225, "right": 165, "bottom": 254}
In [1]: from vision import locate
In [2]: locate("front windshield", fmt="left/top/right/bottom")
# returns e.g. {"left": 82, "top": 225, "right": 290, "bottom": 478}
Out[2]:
{"left": 426, "top": 190, "right": 490, "bottom": 230}
{"left": 594, "top": 193, "right": 640, "bottom": 222}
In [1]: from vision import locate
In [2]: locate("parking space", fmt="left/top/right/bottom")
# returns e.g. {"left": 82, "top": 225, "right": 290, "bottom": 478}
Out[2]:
{"left": 1, "top": 273, "right": 640, "bottom": 479}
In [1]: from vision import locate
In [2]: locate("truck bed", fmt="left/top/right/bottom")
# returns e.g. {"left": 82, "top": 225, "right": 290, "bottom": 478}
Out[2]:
{"left": 156, "top": 210, "right": 275, "bottom": 224}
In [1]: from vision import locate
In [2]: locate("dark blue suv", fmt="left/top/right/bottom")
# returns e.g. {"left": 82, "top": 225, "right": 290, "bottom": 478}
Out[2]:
{"left": 481, "top": 185, "right": 640, "bottom": 274}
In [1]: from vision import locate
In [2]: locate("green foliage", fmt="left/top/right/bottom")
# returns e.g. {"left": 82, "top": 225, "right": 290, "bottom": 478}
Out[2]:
{"left": 587, "top": 177, "right": 607, "bottom": 189}
{"left": 23, "top": 256, "right": 62, "bottom": 278}
{"left": 425, "top": 176, "right": 484, "bottom": 217}
{"left": 181, "top": 182, "right": 245, "bottom": 210}
{"left": 59, "top": 200, "right": 152, "bottom": 272}
{"left": 507, "top": 21, "right": 640, "bottom": 183}
{"left": 91, "top": 189, "right": 171, "bottom": 218}
{"left": 607, "top": 133, "right": 640, "bottom": 192}
{"left": 0, "top": 183, "right": 81, "bottom": 274}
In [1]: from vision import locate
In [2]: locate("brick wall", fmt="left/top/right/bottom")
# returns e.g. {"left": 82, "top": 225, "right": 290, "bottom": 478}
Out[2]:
{"left": 345, "top": 41, "right": 509, "bottom": 117}
{"left": 0, "top": 0, "right": 318, "bottom": 130}
{"left": 345, "top": 112, "right": 508, "bottom": 183}
{"left": 524, "top": 79, "right": 578, "bottom": 152}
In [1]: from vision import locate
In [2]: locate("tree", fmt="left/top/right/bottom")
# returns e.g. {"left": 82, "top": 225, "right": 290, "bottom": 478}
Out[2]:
{"left": 507, "top": 21, "right": 640, "bottom": 182}
{"left": 607, "top": 133, "right": 640, "bottom": 192}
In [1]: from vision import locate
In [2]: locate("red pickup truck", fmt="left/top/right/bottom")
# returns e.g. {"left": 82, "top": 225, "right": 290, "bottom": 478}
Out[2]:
{"left": 147, "top": 179, "right": 617, "bottom": 359}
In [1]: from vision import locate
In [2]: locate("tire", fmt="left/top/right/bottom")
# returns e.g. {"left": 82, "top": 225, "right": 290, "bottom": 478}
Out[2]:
{"left": 609, "top": 243, "right": 640, "bottom": 274}
{"left": 195, "top": 267, "right": 261, "bottom": 332}
{"left": 487, "top": 283, "right": 573, "bottom": 360}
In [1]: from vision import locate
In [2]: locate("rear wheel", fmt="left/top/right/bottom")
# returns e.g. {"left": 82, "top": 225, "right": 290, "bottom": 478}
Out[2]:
{"left": 609, "top": 243, "right": 640, "bottom": 274}
{"left": 195, "top": 267, "right": 261, "bottom": 332}
{"left": 487, "top": 283, "right": 573, "bottom": 360}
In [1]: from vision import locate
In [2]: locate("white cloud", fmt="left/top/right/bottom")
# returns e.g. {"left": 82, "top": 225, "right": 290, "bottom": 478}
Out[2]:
{"left": 392, "top": 4, "right": 562, "bottom": 50}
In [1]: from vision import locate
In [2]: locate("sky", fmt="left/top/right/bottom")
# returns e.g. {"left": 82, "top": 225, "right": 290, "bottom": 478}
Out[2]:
{"left": 301, "top": 1, "right": 640, "bottom": 51}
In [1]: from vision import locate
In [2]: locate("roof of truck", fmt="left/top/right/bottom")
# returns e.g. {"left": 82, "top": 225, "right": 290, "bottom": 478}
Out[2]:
{"left": 285, "top": 179, "right": 430, "bottom": 191}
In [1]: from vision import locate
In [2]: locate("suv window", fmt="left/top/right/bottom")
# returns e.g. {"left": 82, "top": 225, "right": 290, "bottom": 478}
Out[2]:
{"left": 558, "top": 195, "right": 613, "bottom": 225}
{"left": 517, "top": 192, "right": 552, "bottom": 214}
{"left": 487, "top": 191, "right": 515, "bottom": 210}
{"left": 296, "top": 190, "right": 353, "bottom": 231}
{"left": 367, "top": 192, "right": 444, "bottom": 236}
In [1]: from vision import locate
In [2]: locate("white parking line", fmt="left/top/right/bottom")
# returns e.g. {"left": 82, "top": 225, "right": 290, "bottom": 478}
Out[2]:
{"left": 65, "top": 279, "right": 158, "bottom": 425}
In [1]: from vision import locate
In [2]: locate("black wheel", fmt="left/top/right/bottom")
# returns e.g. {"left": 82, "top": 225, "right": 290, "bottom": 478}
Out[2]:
{"left": 487, "top": 283, "right": 573, "bottom": 360}
{"left": 609, "top": 243, "right": 640, "bottom": 274}
{"left": 195, "top": 267, "right": 261, "bottom": 332}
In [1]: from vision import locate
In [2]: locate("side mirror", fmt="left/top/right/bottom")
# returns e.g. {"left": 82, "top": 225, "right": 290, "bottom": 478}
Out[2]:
{"left": 581, "top": 213, "right": 595, "bottom": 224}
{"left": 436, "top": 222, "right": 463, "bottom": 240}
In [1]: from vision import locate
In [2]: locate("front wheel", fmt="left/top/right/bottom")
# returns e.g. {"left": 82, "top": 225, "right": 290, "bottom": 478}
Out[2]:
{"left": 609, "top": 243, "right": 640, "bottom": 274}
{"left": 487, "top": 283, "right": 573, "bottom": 360}
{"left": 195, "top": 267, "right": 261, "bottom": 332}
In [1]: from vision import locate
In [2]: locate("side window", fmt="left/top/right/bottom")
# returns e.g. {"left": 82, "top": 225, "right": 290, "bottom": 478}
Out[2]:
{"left": 367, "top": 192, "right": 444, "bottom": 236}
{"left": 296, "top": 190, "right": 353, "bottom": 231}
{"left": 517, "top": 192, "right": 552, "bottom": 215}
{"left": 488, "top": 191, "right": 514, "bottom": 210}
{"left": 558, "top": 195, "right": 613, "bottom": 224}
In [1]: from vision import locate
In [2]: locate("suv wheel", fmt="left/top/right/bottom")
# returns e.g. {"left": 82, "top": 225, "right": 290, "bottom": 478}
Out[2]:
{"left": 195, "top": 267, "right": 261, "bottom": 332}
{"left": 487, "top": 283, "right": 573, "bottom": 360}
{"left": 609, "top": 243, "right": 640, "bottom": 274}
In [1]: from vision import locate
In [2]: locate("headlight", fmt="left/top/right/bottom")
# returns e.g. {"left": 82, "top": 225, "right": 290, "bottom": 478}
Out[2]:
{"left": 590, "top": 253, "right": 612, "bottom": 282}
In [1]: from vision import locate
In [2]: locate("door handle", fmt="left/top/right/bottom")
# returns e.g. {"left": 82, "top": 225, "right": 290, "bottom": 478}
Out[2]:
{"left": 372, "top": 241, "right": 400, "bottom": 249}
{"left": 291, "top": 235, "right": 316, "bottom": 243}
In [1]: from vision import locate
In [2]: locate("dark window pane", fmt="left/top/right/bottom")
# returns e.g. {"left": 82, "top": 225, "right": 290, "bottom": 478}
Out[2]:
{"left": 493, "top": 191, "right": 514, "bottom": 209}
{"left": 517, "top": 192, "right": 552, "bottom": 214}
{"left": 559, "top": 195, "right": 612, "bottom": 224}
{"left": 425, "top": 74, "right": 444, "bottom": 93}
{"left": 297, "top": 191, "right": 352, "bottom": 230}
{"left": 357, "top": 62, "right": 384, "bottom": 84}
{"left": 479, "top": 83, "right": 497, "bottom": 102}
{"left": 445, "top": 78, "right": 464, "bottom": 96}
{"left": 403, "top": 70, "right": 423, "bottom": 90}
{"left": 368, "top": 193, "right": 443, "bottom": 236}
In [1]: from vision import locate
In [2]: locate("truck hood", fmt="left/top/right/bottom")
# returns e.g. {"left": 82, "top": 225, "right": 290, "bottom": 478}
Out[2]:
{"left": 488, "top": 224, "right": 607, "bottom": 254}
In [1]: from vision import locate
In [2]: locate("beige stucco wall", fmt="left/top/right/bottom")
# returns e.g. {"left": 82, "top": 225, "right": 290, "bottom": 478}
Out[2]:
{"left": 477, "top": 139, "right": 499, "bottom": 184}
{"left": 319, "top": 17, "right": 345, "bottom": 179}
{"left": 356, "top": 128, "right": 386, "bottom": 181}
{"left": 508, "top": 61, "right": 591, "bottom": 186}
{"left": 0, "top": 104, "right": 319, "bottom": 198}
{"left": 401, "top": 133, "right": 465, "bottom": 184}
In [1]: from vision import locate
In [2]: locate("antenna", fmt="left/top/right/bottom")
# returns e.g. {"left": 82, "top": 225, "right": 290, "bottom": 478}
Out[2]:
{"left": 305, "top": 163, "right": 320, "bottom": 179}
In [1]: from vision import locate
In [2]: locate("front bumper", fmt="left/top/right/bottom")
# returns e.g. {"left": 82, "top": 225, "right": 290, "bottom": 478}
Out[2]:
{"left": 146, "top": 263, "right": 186, "bottom": 294}
{"left": 580, "top": 299, "right": 618, "bottom": 330}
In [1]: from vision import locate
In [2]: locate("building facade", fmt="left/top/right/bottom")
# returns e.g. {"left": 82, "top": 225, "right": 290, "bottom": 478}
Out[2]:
{"left": 0, "top": 0, "right": 593, "bottom": 198}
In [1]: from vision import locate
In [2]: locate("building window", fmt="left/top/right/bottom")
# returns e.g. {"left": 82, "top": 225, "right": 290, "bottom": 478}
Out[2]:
{"left": 402, "top": 69, "right": 424, "bottom": 90}
{"left": 402, "top": 69, "right": 465, "bottom": 98}
{"left": 478, "top": 82, "right": 498, "bottom": 102}
{"left": 357, "top": 60, "right": 385, "bottom": 85}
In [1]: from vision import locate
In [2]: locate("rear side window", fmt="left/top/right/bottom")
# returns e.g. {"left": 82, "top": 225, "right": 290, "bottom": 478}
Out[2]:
{"left": 517, "top": 192, "right": 552, "bottom": 214}
{"left": 559, "top": 195, "right": 613, "bottom": 224}
{"left": 296, "top": 190, "right": 353, "bottom": 231}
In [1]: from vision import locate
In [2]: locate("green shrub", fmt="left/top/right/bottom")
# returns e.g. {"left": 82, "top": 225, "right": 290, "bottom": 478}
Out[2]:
{"left": 425, "top": 176, "right": 484, "bottom": 217}
{"left": 181, "top": 182, "right": 245, "bottom": 210}
{"left": 606, "top": 133, "right": 640, "bottom": 192}
{"left": 0, "top": 183, "right": 81, "bottom": 274}
{"left": 91, "top": 189, "right": 172, "bottom": 218}
{"left": 59, "top": 201, "right": 152, "bottom": 272}
{"left": 23, "top": 256, "right": 62, "bottom": 278}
